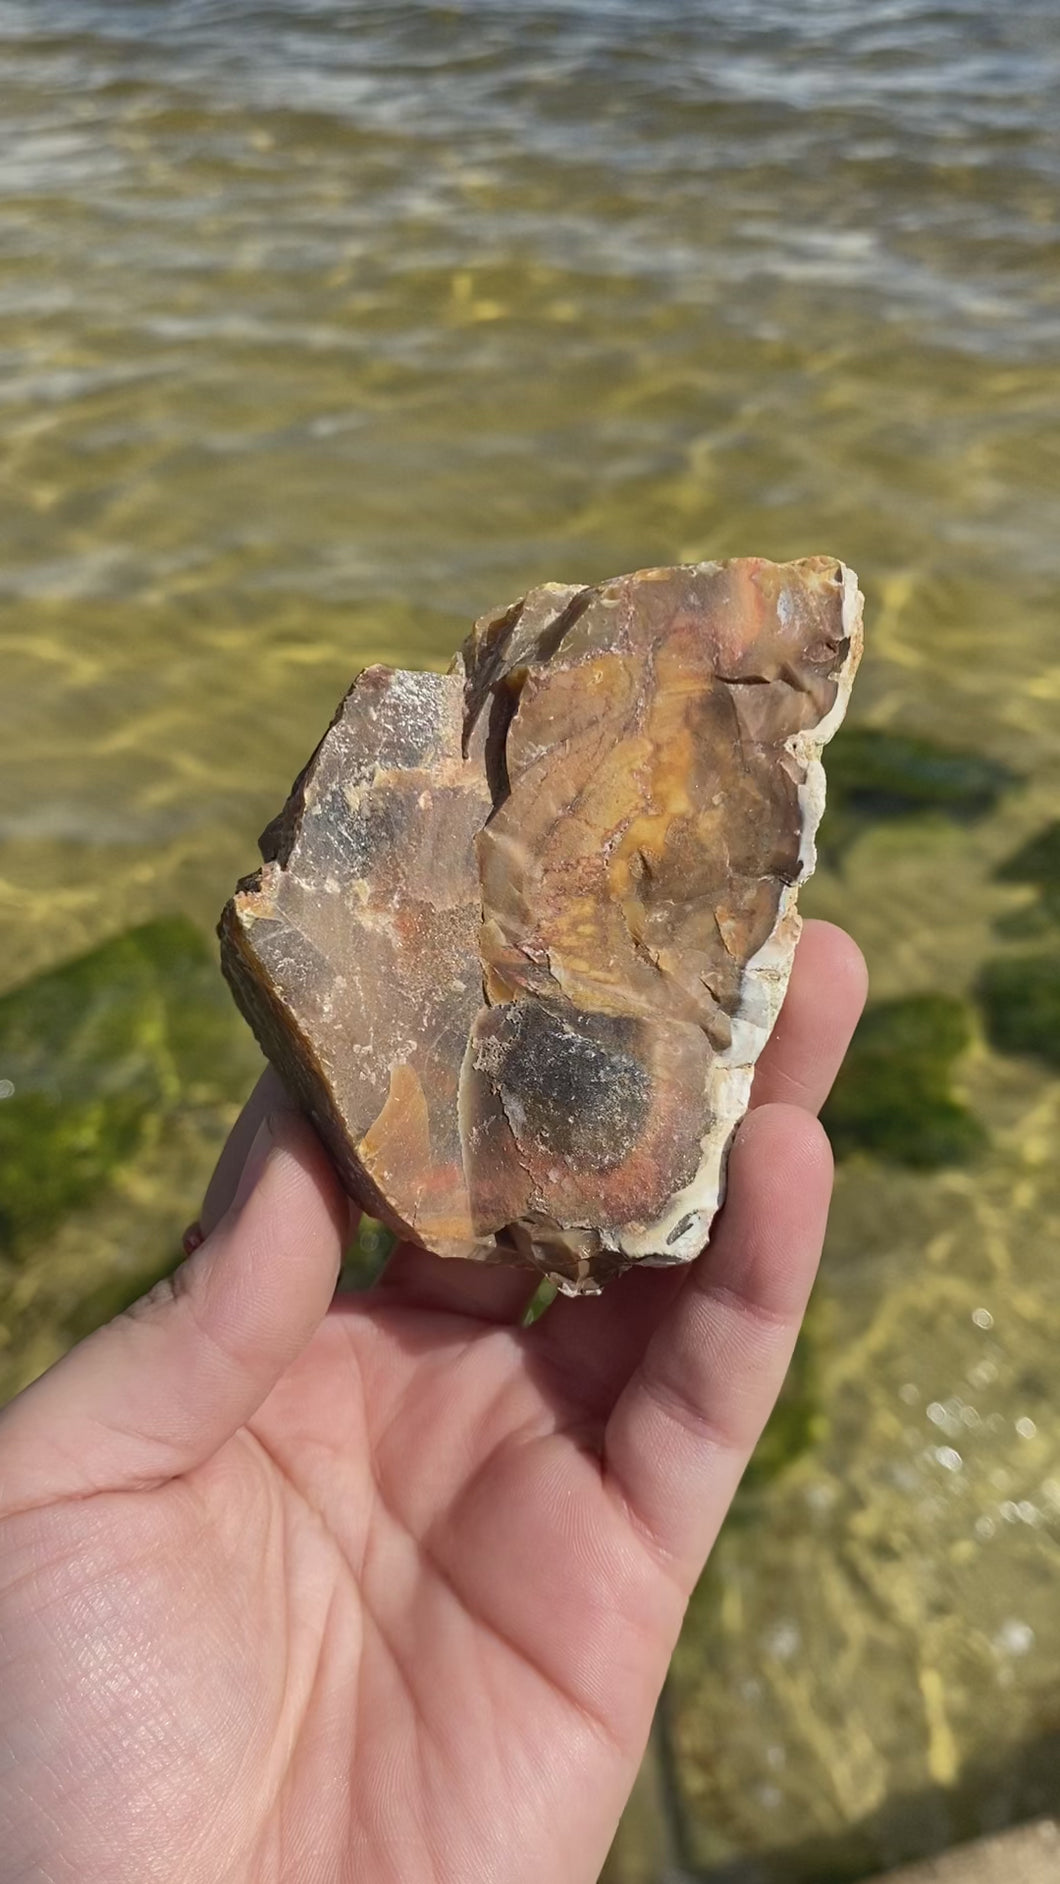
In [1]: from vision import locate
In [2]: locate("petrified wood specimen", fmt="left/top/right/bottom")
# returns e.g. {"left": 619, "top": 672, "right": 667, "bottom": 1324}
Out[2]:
{"left": 220, "top": 558, "right": 863, "bottom": 1292}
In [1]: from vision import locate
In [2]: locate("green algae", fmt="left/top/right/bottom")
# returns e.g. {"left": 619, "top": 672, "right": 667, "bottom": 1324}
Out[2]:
{"left": 821, "top": 728, "right": 1018, "bottom": 863}
{"left": 994, "top": 820, "right": 1060, "bottom": 937}
{"left": 996, "top": 819, "right": 1060, "bottom": 894}
{"left": 821, "top": 994, "right": 985, "bottom": 1169}
{"left": 742, "top": 1326, "right": 824, "bottom": 1498}
{"left": 61, "top": 1247, "right": 187, "bottom": 1346}
{"left": 524, "top": 1277, "right": 559, "bottom": 1325}
{"left": 976, "top": 951, "right": 1060, "bottom": 1073}
{"left": 339, "top": 1215, "right": 396, "bottom": 1291}
{"left": 0, "top": 918, "right": 263, "bottom": 1400}
{"left": 0, "top": 1088, "right": 146, "bottom": 1260}
{"left": 0, "top": 917, "right": 256, "bottom": 1258}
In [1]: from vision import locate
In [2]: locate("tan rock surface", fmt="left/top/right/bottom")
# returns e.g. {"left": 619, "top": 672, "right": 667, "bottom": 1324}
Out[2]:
{"left": 220, "top": 557, "right": 862, "bottom": 1290}
{"left": 867, "top": 1819, "right": 1060, "bottom": 1882}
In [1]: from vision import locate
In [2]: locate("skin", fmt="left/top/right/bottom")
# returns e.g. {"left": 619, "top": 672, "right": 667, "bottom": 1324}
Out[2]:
{"left": 0, "top": 919, "right": 866, "bottom": 1884}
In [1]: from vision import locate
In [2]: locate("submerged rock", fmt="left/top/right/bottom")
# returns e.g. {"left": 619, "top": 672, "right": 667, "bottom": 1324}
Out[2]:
{"left": 0, "top": 917, "right": 256, "bottom": 1259}
{"left": 220, "top": 558, "right": 863, "bottom": 1291}
{"left": 993, "top": 820, "right": 1060, "bottom": 937}
{"left": 822, "top": 993, "right": 985, "bottom": 1169}
{"left": 821, "top": 726, "right": 1018, "bottom": 863}
{"left": 0, "top": 917, "right": 263, "bottom": 1401}
{"left": 977, "top": 951, "right": 1060, "bottom": 1072}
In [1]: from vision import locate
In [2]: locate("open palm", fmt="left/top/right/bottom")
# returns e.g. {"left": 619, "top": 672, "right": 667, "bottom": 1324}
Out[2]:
{"left": 0, "top": 922, "right": 865, "bottom": 1884}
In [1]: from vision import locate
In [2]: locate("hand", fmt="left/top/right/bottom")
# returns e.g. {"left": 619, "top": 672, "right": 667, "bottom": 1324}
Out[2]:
{"left": 0, "top": 920, "right": 865, "bottom": 1884}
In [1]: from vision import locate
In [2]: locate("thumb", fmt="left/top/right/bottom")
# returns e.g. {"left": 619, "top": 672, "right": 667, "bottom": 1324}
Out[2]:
{"left": 0, "top": 1106, "right": 347, "bottom": 1515}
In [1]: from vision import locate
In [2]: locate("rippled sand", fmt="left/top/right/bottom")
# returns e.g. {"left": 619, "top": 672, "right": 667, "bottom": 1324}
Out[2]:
{"left": 1, "top": 3, "right": 1059, "bottom": 1876}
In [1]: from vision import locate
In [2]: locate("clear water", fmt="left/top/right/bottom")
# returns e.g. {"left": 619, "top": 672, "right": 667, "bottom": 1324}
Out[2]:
{"left": 1, "top": 3, "right": 1058, "bottom": 1876}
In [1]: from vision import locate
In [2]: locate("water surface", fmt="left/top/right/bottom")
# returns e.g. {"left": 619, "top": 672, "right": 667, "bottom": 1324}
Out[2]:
{"left": 1, "top": 3, "right": 1059, "bottom": 1876}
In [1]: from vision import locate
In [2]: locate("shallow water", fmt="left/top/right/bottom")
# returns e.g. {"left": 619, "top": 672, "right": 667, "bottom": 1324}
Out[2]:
{"left": 1, "top": 2, "right": 1059, "bottom": 1876}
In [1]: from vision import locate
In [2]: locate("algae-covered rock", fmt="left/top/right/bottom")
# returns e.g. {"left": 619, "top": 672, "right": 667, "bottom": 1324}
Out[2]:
{"left": 976, "top": 951, "right": 1060, "bottom": 1073}
{"left": 0, "top": 918, "right": 262, "bottom": 1399}
{"left": 0, "top": 917, "right": 256, "bottom": 1257}
{"left": 822, "top": 727, "right": 1017, "bottom": 863}
{"left": 821, "top": 993, "right": 985, "bottom": 1168}
{"left": 996, "top": 819, "right": 1060, "bottom": 895}
{"left": 994, "top": 821, "right": 1060, "bottom": 937}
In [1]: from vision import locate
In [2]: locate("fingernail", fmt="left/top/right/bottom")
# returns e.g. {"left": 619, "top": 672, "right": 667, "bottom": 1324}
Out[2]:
{"left": 232, "top": 1114, "right": 277, "bottom": 1213}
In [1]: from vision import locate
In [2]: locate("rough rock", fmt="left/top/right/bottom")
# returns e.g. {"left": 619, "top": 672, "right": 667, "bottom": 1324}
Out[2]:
{"left": 220, "top": 558, "right": 863, "bottom": 1292}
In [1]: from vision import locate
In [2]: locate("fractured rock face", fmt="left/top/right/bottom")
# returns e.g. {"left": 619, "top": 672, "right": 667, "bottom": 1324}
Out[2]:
{"left": 220, "top": 558, "right": 863, "bottom": 1292}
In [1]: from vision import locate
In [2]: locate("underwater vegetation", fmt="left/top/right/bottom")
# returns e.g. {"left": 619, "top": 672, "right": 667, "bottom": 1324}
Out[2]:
{"left": 341, "top": 1215, "right": 396, "bottom": 1290}
{"left": 821, "top": 993, "right": 985, "bottom": 1170}
{"left": 739, "top": 1321, "right": 823, "bottom": 1499}
{"left": 821, "top": 727, "right": 1018, "bottom": 863}
{"left": 976, "top": 952, "right": 1060, "bottom": 1074}
{"left": 976, "top": 819, "right": 1060, "bottom": 1071}
{"left": 0, "top": 918, "right": 258, "bottom": 1258}
{"left": 0, "top": 918, "right": 262, "bottom": 1394}
{"left": 993, "top": 818, "right": 1060, "bottom": 933}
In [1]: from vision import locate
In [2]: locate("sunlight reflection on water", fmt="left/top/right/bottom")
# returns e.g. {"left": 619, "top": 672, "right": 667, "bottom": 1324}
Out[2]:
{"left": 1, "top": 3, "right": 1059, "bottom": 1877}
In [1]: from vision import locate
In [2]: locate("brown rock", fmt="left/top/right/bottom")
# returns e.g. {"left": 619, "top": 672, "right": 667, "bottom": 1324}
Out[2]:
{"left": 220, "top": 557, "right": 863, "bottom": 1291}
